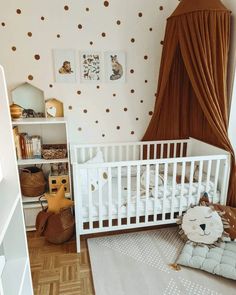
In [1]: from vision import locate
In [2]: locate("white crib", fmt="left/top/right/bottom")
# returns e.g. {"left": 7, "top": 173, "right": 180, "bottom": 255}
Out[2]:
{"left": 71, "top": 138, "right": 231, "bottom": 253}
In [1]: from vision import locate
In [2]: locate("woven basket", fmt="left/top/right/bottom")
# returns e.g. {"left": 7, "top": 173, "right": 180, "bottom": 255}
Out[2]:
{"left": 20, "top": 167, "right": 46, "bottom": 197}
{"left": 41, "top": 144, "right": 67, "bottom": 160}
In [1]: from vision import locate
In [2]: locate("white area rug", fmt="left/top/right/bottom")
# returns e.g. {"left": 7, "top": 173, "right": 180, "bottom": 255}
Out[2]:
{"left": 88, "top": 227, "right": 236, "bottom": 295}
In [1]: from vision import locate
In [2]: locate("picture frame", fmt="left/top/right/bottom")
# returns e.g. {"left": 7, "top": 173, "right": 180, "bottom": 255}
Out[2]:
{"left": 53, "top": 49, "right": 77, "bottom": 83}
{"left": 104, "top": 51, "right": 126, "bottom": 83}
{"left": 79, "top": 51, "right": 102, "bottom": 82}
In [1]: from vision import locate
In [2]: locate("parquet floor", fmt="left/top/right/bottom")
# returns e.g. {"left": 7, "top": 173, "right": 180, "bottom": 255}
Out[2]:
{"left": 27, "top": 232, "right": 94, "bottom": 295}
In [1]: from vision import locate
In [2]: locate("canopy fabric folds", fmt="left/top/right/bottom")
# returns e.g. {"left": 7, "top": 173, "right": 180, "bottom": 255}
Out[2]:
{"left": 142, "top": 0, "right": 236, "bottom": 206}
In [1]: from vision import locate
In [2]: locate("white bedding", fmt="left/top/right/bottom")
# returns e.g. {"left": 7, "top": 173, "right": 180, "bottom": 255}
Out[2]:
{"left": 81, "top": 175, "right": 220, "bottom": 220}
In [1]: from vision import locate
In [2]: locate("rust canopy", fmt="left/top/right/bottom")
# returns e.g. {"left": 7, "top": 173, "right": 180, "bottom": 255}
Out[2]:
{"left": 143, "top": 0, "right": 236, "bottom": 206}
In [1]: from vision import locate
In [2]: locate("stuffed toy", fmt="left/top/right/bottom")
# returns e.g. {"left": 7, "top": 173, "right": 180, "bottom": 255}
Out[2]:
{"left": 177, "top": 204, "right": 229, "bottom": 247}
{"left": 200, "top": 193, "right": 236, "bottom": 241}
{"left": 45, "top": 185, "right": 74, "bottom": 214}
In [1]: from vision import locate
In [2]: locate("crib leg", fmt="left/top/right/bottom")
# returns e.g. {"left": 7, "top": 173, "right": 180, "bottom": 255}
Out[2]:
{"left": 76, "top": 231, "right": 81, "bottom": 253}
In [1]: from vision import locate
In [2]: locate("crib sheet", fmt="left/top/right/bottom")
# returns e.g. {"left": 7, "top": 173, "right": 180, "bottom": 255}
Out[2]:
{"left": 81, "top": 175, "right": 220, "bottom": 220}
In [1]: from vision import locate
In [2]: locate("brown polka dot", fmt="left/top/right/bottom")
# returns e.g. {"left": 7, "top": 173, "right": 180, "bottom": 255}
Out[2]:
{"left": 140, "top": 100, "right": 143, "bottom": 103}
{"left": 102, "top": 134, "right": 105, "bottom": 137}
{"left": 149, "top": 111, "right": 153, "bottom": 115}
{"left": 130, "top": 69, "right": 134, "bottom": 74}
{"left": 136, "top": 117, "right": 139, "bottom": 120}
{"left": 95, "top": 120, "right": 98, "bottom": 124}
{"left": 131, "top": 131, "right": 135, "bottom": 135}
{"left": 116, "top": 126, "right": 120, "bottom": 130}
{"left": 86, "top": 7, "right": 89, "bottom": 12}
{"left": 34, "top": 54, "right": 40, "bottom": 60}
{"left": 78, "top": 127, "right": 82, "bottom": 131}
{"left": 27, "top": 32, "right": 32, "bottom": 37}
{"left": 41, "top": 16, "right": 45, "bottom": 21}
{"left": 1, "top": 22, "right": 5, "bottom": 27}
{"left": 11, "top": 46, "right": 16, "bottom": 51}
{"left": 101, "top": 32, "right": 106, "bottom": 37}
{"left": 90, "top": 41, "right": 93, "bottom": 45}
{"left": 28, "top": 75, "right": 33, "bottom": 81}
{"left": 113, "top": 93, "right": 116, "bottom": 97}
{"left": 149, "top": 27, "right": 153, "bottom": 31}
{"left": 78, "top": 24, "right": 83, "bottom": 29}
{"left": 64, "top": 5, "right": 69, "bottom": 10}
{"left": 131, "top": 38, "right": 135, "bottom": 43}
{"left": 68, "top": 106, "right": 72, "bottom": 110}
{"left": 144, "top": 55, "right": 148, "bottom": 60}
{"left": 130, "top": 89, "right": 135, "bottom": 93}
{"left": 83, "top": 109, "right": 87, "bottom": 113}
{"left": 49, "top": 84, "right": 53, "bottom": 88}
{"left": 160, "top": 40, "right": 164, "bottom": 45}
{"left": 159, "top": 6, "right": 163, "bottom": 10}
{"left": 96, "top": 85, "right": 100, "bottom": 89}
{"left": 16, "top": 9, "right": 21, "bottom": 14}
{"left": 116, "top": 20, "right": 121, "bottom": 25}
{"left": 145, "top": 80, "right": 148, "bottom": 83}
{"left": 106, "top": 109, "right": 110, "bottom": 113}
{"left": 104, "top": 1, "right": 109, "bottom": 7}
{"left": 77, "top": 90, "right": 81, "bottom": 95}
{"left": 124, "top": 107, "right": 128, "bottom": 112}
{"left": 57, "top": 34, "right": 60, "bottom": 38}
{"left": 138, "top": 12, "right": 143, "bottom": 17}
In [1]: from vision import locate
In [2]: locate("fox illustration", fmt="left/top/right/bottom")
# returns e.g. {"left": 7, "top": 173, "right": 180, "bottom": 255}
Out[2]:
{"left": 110, "top": 55, "right": 123, "bottom": 80}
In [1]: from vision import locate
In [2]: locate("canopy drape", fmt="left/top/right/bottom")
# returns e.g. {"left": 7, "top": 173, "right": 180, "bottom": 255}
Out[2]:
{"left": 143, "top": 0, "right": 236, "bottom": 206}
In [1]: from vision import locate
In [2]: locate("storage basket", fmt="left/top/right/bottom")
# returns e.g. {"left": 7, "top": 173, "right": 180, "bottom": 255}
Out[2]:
{"left": 20, "top": 166, "right": 46, "bottom": 197}
{"left": 41, "top": 144, "right": 67, "bottom": 160}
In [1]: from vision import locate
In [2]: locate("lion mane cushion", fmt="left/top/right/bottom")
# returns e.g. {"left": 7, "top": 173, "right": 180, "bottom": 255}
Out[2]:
{"left": 177, "top": 242, "right": 236, "bottom": 280}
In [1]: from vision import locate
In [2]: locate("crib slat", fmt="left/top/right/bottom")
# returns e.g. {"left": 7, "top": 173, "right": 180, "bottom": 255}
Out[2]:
{"left": 154, "top": 144, "right": 157, "bottom": 159}
{"left": 145, "top": 164, "right": 150, "bottom": 223}
{"left": 221, "top": 159, "right": 229, "bottom": 205}
{"left": 104, "top": 147, "right": 108, "bottom": 162}
{"left": 197, "top": 160, "right": 203, "bottom": 202}
{"left": 162, "top": 163, "right": 168, "bottom": 221}
{"left": 180, "top": 143, "right": 183, "bottom": 157}
{"left": 81, "top": 148, "right": 86, "bottom": 162}
{"left": 167, "top": 143, "right": 170, "bottom": 158}
{"left": 89, "top": 147, "right": 93, "bottom": 159}
{"left": 136, "top": 165, "right": 141, "bottom": 224}
{"left": 147, "top": 144, "right": 150, "bottom": 160}
{"left": 87, "top": 169, "right": 93, "bottom": 229}
{"left": 117, "top": 166, "right": 122, "bottom": 226}
{"left": 160, "top": 144, "right": 164, "bottom": 159}
{"left": 127, "top": 165, "right": 131, "bottom": 225}
{"left": 119, "top": 146, "right": 122, "bottom": 161}
{"left": 213, "top": 159, "right": 220, "bottom": 198}
{"left": 171, "top": 162, "right": 177, "bottom": 219}
{"left": 154, "top": 163, "right": 159, "bottom": 221}
{"left": 133, "top": 145, "right": 136, "bottom": 160}
{"left": 112, "top": 146, "right": 115, "bottom": 162}
{"left": 188, "top": 161, "right": 195, "bottom": 207}
{"left": 108, "top": 167, "right": 112, "bottom": 228}
{"left": 206, "top": 160, "right": 212, "bottom": 193}
{"left": 140, "top": 145, "right": 143, "bottom": 160}
{"left": 179, "top": 162, "right": 186, "bottom": 216}
{"left": 98, "top": 168, "right": 103, "bottom": 229}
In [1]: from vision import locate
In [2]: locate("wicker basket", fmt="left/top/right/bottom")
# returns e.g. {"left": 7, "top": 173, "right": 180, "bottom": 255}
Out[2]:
{"left": 41, "top": 144, "right": 67, "bottom": 160}
{"left": 20, "top": 167, "right": 46, "bottom": 197}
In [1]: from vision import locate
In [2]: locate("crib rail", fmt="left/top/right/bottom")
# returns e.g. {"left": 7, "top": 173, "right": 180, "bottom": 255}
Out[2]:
{"left": 71, "top": 139, "right": 190, "bottom": 163}
{"left": 74, "top": 154, "right": 229, "bottom": 237}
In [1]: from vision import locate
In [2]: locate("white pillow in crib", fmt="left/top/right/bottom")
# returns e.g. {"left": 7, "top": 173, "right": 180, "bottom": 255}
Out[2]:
{"left": 79, "top": 150, "right": 108, "bottom": 194}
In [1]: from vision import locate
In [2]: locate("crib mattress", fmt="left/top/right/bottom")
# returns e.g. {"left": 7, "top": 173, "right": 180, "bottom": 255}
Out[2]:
{"left": 80, "top": 176, "right": 220, "bottom": 220}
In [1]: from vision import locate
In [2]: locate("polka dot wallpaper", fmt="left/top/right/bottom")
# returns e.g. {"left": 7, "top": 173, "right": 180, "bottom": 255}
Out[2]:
{"left": 0, "top": 0, "right": 179, "bottom": 144}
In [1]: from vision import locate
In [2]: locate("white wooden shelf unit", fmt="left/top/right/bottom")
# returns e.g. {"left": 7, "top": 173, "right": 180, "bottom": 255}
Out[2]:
{"left": 0, "top": 65, "right": 33, "bottom": 295}
{"left": 12, "top": 117, "right": 72, "bottom": 231}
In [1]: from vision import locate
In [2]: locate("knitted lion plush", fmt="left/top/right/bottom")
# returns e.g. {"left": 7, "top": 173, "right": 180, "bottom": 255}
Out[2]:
{"left": 177, "top": 203, "right": 229, "bottom": 247}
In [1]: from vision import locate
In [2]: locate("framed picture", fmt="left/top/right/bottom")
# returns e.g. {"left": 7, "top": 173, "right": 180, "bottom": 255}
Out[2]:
{"left": 80, "top": 52, "right": 102, "bottom": 82}
{"left": 104, "top": 51, "right": 126, "bottom": 83}
{"left": 53, "top": 49, "right": 77, "bottom": 83}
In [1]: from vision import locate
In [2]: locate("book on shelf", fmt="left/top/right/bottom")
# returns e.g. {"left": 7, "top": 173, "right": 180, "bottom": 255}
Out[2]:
{"left": 12, "top": 127, "right": 42, "bottom": 160}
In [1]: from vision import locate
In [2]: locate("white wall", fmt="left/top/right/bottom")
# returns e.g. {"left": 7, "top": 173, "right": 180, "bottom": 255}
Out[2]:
{"left": 0, "top": 0, "right": 179, "bottom": 144}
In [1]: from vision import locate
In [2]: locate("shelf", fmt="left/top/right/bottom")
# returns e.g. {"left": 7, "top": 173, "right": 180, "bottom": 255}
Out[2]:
{"left": 0, "top": 182, "right": 20, "bottom": 245}
{"left": 22, "top": 192, "right": 71, "bottom": 204}
{"left": 12, "top": 117, "right": 67, "bottom": 125}
{"left": 1, "top": 257, "right": 28, "bottom": 295}
{"left": 17, "top": 158, "right": 69, "bottom": 165}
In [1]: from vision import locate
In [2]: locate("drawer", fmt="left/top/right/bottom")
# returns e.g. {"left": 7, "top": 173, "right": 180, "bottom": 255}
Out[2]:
{"left": 23, "top": 202, "right": 46, "bottom": 231}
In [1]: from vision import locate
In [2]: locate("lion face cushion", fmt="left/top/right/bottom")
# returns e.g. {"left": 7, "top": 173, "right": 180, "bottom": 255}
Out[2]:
{"left": 179, "top": 206, "right": 226, "bottom": 246}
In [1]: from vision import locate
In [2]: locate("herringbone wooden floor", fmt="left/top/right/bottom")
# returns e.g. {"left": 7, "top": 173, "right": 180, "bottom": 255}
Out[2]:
{"left": 27, "top": 232, "right": 94, "bottom": 295}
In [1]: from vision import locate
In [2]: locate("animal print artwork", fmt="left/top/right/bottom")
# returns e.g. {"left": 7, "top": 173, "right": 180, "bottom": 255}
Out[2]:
{"left": 58, "top": 61, "right": 74, "bottom": 74}
{"left": 110, "top": 55, "right": 123, "bottom": 80}
{"left": 80, "top": 53, "right": 101, "bottom": 81}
